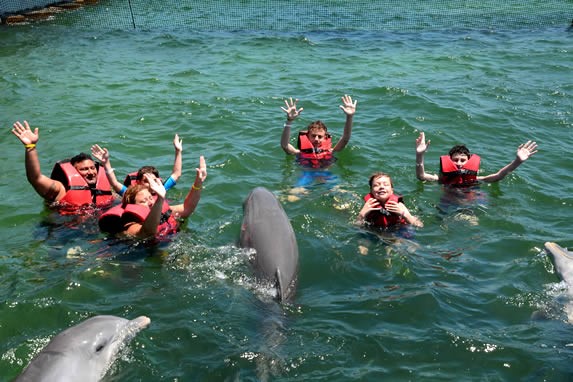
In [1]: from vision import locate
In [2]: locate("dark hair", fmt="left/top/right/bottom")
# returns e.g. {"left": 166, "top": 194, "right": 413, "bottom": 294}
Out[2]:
{"left": 70, "top": 152, "right": 94, "bottom": 165}
{"left": 306, "top": 120, "right": 328, "bottom": 133}
{"left": 368, "top": 172, "right": 393, "bottom": 189}
{"left": 136, "top": 166, "right": 160, "bottom": 181}
{"left": 448, "top": 145, "right": 471, "bottom": 158}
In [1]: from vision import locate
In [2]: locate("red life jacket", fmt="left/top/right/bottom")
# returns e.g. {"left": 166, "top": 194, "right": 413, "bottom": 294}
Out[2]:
{"left": 98, "top": 200, "right": 178, "bottom": 237}
{"left": 50, "top": 160, "right": 114, "bottom": 213}
{"left": 363, "top": 193, "right": 406, "bottom": 228}
{"left": 297, "top": 131, "right": 333, "bottom": 168}
{"left": 439, "top": 154, "right": 481, "bottom": 186}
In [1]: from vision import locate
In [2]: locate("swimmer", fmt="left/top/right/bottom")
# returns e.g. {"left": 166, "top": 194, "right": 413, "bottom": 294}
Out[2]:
{"left": 280, "top": 95, "right": 357, "bottom": 168}
{"left": 357, "top": 172, "right": 423, "bottom": 228}
{"left": 91, "top": 133, "right": 182, "bottom": 196}
{"left": 11, "top": 120, "right": 113, "bottom": 210}
{"left": 415, "top": 131, "right": 538, "bottom": 185}
{"left": 99, "top": 156, "right": 207, "bottom": 239}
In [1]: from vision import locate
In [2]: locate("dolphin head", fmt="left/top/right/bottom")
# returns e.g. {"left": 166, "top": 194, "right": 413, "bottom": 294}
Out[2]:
{"left": 240, "top": 187, "right": 299, "bottom": 302}
{"left": 16, "top": 315, "right": 150, "bottom": 382}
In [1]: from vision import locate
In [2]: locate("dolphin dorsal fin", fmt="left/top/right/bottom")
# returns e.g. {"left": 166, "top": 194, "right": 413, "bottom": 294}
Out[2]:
{"left": 275, "top": 268, "right": 284, "bottom": 302}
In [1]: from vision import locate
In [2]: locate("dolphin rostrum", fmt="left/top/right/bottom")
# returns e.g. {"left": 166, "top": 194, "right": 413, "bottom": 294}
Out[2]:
{"left": 15, "top": 315, "right": 150, "bottom": 382}
{"left": 240, "top": 187, "right": 299, "bottom": 302}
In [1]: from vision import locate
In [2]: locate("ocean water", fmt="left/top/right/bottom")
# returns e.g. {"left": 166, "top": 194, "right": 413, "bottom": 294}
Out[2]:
{"left": 1, "top": 1, "right": 572, "bottom": 380}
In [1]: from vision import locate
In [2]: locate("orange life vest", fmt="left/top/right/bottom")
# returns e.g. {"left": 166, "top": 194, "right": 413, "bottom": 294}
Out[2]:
{"left": 98, "top": 200, "right": 178, "bottom": 237}
{"left": 363, "top": 193, "right": 406, "bottom": 228}
{"left": 297, "top": 131, "right": 334, "bottom": 168}
{"left": 439, "top": 154, "right": 481, "bottom": 186}
{"left": 50, "top": 160, "right": 114, "bottom": 213}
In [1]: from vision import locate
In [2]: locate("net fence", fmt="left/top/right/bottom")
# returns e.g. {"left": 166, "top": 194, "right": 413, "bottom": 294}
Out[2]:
{"left": 1, "top": 0, "right": 571, "bottom": 31}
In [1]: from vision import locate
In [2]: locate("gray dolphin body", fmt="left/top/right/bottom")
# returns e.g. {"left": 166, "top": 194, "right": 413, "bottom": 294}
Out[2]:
{"left": 240, "top": 187, "right": 299, "bottom": 302}
{"left": 15, "top": 315, "right": 150, "bottom": 382}
{"left": 545, "top": 242, "right": 573, "bottom": 284}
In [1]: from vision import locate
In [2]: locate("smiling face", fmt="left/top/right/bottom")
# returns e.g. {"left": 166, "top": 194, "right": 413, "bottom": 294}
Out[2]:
{"left": 450, "top": 153, "right": 469, "bottom": 169}
{"left": 370, "top": 174, "right": 394, "bottom": 203}
{"left": 73, "top": 159, "right": 98, "bottom": 185}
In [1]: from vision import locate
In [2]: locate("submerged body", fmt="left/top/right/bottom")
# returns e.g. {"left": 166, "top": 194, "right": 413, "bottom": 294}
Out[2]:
{"left": 240, "top": 187, "right": 299, "bottom": 302}
{"left": 16, "top": 315, "right": 150, "bottom": 382}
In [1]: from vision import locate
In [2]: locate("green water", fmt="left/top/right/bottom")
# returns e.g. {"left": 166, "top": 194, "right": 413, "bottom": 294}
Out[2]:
{"left": 1, "top": 3, "right": 572, "bottom": 381}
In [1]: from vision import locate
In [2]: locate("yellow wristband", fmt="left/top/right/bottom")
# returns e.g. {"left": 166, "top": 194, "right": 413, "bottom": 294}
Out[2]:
{"left": 192, "top": 184, "right": 202, "bottom": 191}
{"left": 25, "top": 143, "right": 36, "bottom": 149}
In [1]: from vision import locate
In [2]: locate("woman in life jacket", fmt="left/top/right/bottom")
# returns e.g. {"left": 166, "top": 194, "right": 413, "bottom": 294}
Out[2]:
{"left": 11, "top": 120, "right": 113, "bottom": 213}
{"left": 280, "top": 95, "right": 357, "bottom": 168}
{"left": 357, "top": 172, "right": 423, "bottom": 228}
{"left": 91, "top": 133, "right": 182, "bottom": 197}
{"left": 415, "top": 131, "right": 538, "bottom": 185}
{"left": 99, "top": 156, "right": 207, "bottom": 239}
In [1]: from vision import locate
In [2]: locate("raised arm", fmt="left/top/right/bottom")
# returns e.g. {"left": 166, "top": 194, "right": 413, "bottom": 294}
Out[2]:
{"left": 332, "top": 94, "right": 357, "bottom": 152}
{"left": 415, "top": 132, "right": 439, "bottom": 182}
{"left": 11, "top": 120, "right": 66, "bottom": 202}
{"left": 170, "top": 133, "right": 182, "bottom": 182}
{"left": 91, "top": 144, "right": 124, "bottom": 194}
{"left": 125, "top": 175, "right": 166, "bottom": 238}
{"left": 172, "top": 155, "right": 207, "bottom": 219}
{"left": 478, "top": 140, "right": 538, "bottom": 183}
{"left": 280, "top": 98, "right": 303, "bottom": 155}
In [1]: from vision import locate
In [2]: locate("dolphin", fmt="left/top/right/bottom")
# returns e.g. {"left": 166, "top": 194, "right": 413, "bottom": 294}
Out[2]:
{"left": 240, "top": 187, "right": 299, "bottom": 302}
{"left": 545, "top": 242, "right": 573, "bottom": 284}
{"left": 15, "top": 315, "right": 150, "bottom": 382}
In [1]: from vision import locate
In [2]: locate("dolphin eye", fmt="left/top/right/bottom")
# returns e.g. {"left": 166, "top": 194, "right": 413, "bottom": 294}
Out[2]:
{"left": 95, "top": 340, "right": 108, "bottom": 352}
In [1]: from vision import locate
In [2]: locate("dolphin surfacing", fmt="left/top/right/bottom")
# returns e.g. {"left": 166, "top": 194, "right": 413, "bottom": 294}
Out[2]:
{"left": 545, "top": 242, "right": 573, "bottom": 284}
{"left": 15, "top": 315, "right": 150, "bottom": 382}
{"left": 240, "top": 187, "right": 299, "bottom": 302}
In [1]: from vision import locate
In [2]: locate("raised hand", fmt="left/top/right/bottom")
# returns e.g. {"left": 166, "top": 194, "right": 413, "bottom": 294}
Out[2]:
{"left": 195, "top": 155, "right": 207, "bottom": 183}
{"left": 516, "top": 140, "right": 538, "bottom": 162}
{"left": 12, "top": 120, "right": 39, "bottom": 145}
{"left": 173, "top": 133, "right": 182, "bottom": 152}
{"left": 145, "top": 173, "right": 166, "bottom": 199}
{"left": 339, "top": 94, "right": 357, "bottom": 116}
{"left": 281, "top": 98, "right": 303, "bottom": 121}
{"left": 415, "top": 132, "right": 431, "bottom": 154}
{"left": 90, "top": 144, "right": 109, "bottom": 164}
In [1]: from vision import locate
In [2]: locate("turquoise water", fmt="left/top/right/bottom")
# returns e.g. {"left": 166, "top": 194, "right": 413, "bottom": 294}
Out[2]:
{"left": 1, "top": 2, "right": 573, "bottom": 380}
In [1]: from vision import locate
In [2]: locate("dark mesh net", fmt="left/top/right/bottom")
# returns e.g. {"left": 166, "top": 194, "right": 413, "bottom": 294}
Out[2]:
{"left": 1, "top": 0, "right": 571, "bottom": 31}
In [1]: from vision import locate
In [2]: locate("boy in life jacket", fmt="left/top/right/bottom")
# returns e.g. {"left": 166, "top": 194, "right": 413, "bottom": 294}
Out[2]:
{"left": 11, "top": 120, "right": 113, "bottom": 212}
{"left": 90, "top": 133, "right": 182, "bottom": 197}
{"left": 99, "top": 156, "right": 207, "bottom": 239}
{"left": 280, "top": 95, "right": 357, "bottom": 168}
{"left": 357, "top": 172, "right": 423, "bottom": 229}
{"left": 415, "top": 132, "right": 538, "bottom": 185}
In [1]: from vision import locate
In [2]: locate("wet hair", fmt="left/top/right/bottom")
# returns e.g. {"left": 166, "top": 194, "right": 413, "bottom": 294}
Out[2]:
{"left": 136, "top": 166, "right": 160, "bottom": 181}
{"left": 70, "top": 152, "right": 94, "bottom": 165}
{"left": 122, "top": 184, "right": 148, "bottom": 207}
{"left": 306, "top": 120, "right": 328, "bottom": 134}
{"left": 448, "top": 145, "right": 471, "bottom": 158}
{"left": 368, "top": 172, "right": 393, "bottom": 189}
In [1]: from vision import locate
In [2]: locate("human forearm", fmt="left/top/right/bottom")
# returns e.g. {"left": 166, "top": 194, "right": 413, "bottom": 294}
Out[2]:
{"left": 402, "top": 209, "right": 423, "bottom": 227}
{"left": 479, "top": 157, "right": 522, "bottom": 183}
{"left": 333, "top": 114, "right": 353, "bottom": 152}
{"left": 101, "top": 160, "right": 124, "bottom": 193}
{"left": 171, "top": 149, "right": 182, "bottom": 181}
{"left": 281, "top": 120, "right": 298, "bottom": 155}
{"left": 139, "top": 196, "right": 164, "bottom": 237}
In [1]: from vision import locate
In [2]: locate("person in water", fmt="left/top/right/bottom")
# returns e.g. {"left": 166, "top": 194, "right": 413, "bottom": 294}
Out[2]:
{"left": 357, "top": 172, "right": 423, "bottom": 228}
{"left": 91, "top": 133, "right": 182, "bottom": 196}
{"left": 11, "top": 120, "right": 113, "bottom": 211}
{"left": 415, "top": 131, "right": 538, "bottom": 185}
{"left": 280, "top": 95, "right": 357, "bottom": 168}
{"left": 99, "top": 156, "right": 207, "bottom": 239}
